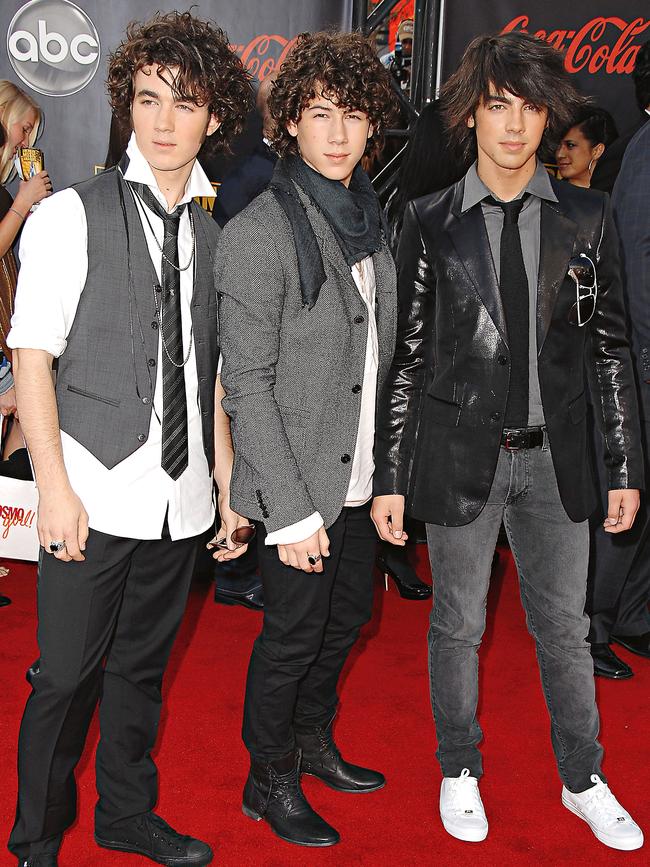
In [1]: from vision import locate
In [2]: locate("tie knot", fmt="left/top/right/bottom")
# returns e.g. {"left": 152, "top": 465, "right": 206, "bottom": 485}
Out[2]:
{"left": 485, "top": 194, "right": 528, "bottom": 225}
{"left": 130, "top": 182, "right": 186, "bottom": 234}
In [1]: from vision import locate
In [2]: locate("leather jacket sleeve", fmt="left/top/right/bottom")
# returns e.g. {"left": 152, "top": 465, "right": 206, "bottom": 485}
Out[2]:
{"left": 589, "top": 196, "right": 644, "bottom": 490}
{"left": 374, "top": 201, "right": 435, "bottom": 496}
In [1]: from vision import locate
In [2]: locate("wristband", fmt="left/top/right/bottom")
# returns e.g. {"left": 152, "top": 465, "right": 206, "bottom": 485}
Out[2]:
{"left": 9, "top": 206, "right": 25, "bottom": 221}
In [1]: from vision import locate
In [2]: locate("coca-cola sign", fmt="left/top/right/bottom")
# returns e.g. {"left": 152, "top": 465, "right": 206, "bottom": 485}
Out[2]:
{"left": 232, "top": 33, "right": 298, "bottom": 81}
{"left": 502, "top": 16, "right": 650, "bottom": 75}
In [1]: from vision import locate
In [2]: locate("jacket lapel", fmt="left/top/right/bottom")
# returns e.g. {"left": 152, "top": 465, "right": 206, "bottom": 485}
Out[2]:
{"left": 447, "top": 184, "right": 508, "bottom": 346}
{"left": 537, "top": 198, "right": 578, "bottom": 353}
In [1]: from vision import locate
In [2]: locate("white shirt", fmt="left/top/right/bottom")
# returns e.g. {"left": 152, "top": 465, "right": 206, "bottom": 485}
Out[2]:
{"left": 8, "top": 134, "right": 216, "bottom": 541}
{"left": 265, "top": 256, "right": 378, "bottom": 545}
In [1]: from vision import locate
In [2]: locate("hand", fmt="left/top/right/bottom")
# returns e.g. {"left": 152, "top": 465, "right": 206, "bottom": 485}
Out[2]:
{"left": 371, "top": 494, "right": 409, "bottom": 546}
{"left": 15, "top": 170, "right": 52, "bottom": 212}
{"left": 0, "top": 386, "right": 17, "bottom": 417}
{"left": 603, "top": 489, "right": 640, "bottom": 534}
{"left": 37, "top": 485, "right": 89, "bottom": 562}
{"left": 277, "top": 526, "right": 330, "bottom": 573}
{"left": 208, "top": 491, "right": 251, "bottom": 562}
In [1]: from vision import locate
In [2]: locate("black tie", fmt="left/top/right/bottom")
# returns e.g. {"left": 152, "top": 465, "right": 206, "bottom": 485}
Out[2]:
{"left": 487, "top": 195, "right": 529, "bottom": 429}
{"left": 131, "top": 183, "right": 189, "bottom": 480}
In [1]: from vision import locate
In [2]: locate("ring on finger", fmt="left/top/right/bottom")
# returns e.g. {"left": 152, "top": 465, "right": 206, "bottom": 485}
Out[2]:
{"left": 307, "top": 553, "right": 322, "bottom": 566}
{"left": 48, "top": 540, "right": 66, "bottom": 553}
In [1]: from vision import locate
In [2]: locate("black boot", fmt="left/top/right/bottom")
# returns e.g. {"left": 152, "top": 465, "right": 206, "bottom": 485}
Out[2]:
{"left": 95, "top": 812, "right": 213, "bottom": 865}
{"left": 242, "top": 751, "right": 339, "bottom": 847}
{"left": 296, "top": 717, "right": 385, "bottom": 793}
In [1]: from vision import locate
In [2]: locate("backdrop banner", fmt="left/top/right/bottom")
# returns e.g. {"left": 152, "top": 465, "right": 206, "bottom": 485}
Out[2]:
{"left": 440, "top": 1, "right": 650, "bottom": 137}
{"left": 0, "top": 0, "right": 353, "bottom": 191}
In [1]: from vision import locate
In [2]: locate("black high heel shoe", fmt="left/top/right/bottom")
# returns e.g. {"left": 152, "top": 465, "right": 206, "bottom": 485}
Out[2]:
{"left": 376, "top": 547, "right": 432, "bottom": 601}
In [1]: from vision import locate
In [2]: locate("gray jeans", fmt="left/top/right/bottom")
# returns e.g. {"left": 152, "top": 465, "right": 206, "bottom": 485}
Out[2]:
{"left": 426, "top": 439, "right": 604, "bottom": 793}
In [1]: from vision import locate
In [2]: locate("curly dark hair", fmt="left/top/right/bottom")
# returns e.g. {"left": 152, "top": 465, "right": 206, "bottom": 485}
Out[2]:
{"left": 441, "top": 31, "right": 588, "bottom": 163}
{"left": 106, "top": 10, "right": 253, "bottom": 156}
{"left": 268, "top": 31, "right": 398, "bottom": 161}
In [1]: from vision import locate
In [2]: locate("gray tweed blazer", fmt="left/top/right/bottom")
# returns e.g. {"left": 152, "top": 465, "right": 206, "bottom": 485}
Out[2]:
{"left": 216, "top": 186, "right": 397, "bottom": 533}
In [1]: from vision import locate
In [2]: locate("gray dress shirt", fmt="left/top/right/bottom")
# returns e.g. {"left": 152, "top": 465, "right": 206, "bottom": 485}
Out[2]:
{"left": 461, "top": 160, "right": 559, "bottom": 426}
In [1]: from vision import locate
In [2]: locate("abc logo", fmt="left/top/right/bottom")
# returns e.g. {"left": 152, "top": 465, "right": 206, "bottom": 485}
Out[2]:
{"left": 7, "top": 0, "right": 101, "bottom": 97}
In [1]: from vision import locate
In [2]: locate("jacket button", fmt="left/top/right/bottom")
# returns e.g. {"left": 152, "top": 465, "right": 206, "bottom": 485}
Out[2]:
{"left": 352, "top": 384, "right": 361, "bottom": 394}
{"left": 498, "top": 355, "right": 508, "bottom": 365}
{"left": 490, "top": 411, "right": 501, "bottom": 421}
{"left": 142, "top": 397, "right": 150, "bottom": 405}
{"left": 154, "top": 284, "right": 162, "bottom": 293}
{"left": 137, "top": 433, "right": 146, "bottom": 442}
{"left": 341, "top": 454, "right": 351, "bottom": 463}
{"left": 151, "top": 321, "right": 158, "bottom": 330}
{"left": 148, "top": 358, "right": 156, "bottom": 367}
{"left": 354, "top": 315, "right": 364, "bottom": 324}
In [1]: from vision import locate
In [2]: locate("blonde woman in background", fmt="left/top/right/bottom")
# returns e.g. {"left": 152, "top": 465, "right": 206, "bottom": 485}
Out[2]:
{"left": 0, "top": 81, "right": 50, "bottom": 591}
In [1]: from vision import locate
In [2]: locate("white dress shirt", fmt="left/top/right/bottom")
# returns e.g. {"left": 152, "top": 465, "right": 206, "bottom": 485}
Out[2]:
{"left": 265, "top": 256, "right": 378, "bottom": 545}
{"left": 8, "top": 133, "right": 216, "bottom": 541}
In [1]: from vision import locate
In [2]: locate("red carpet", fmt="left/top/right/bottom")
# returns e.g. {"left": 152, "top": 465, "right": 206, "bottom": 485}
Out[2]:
{"left": 1, "top": 547, "right": 648, "bottom": 866}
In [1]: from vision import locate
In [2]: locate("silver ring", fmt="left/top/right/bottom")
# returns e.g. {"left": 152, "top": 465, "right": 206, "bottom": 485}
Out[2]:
{"left": 48, "top": 540, "right": 66, "bottom": 553}
{"left": 307, "top": 553, "right": 322, "bottom": 566}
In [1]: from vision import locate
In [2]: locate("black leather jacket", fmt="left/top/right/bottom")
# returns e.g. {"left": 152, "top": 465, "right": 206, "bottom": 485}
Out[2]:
{"left": 374, "top": 176, "right": 643, "bottom": 526}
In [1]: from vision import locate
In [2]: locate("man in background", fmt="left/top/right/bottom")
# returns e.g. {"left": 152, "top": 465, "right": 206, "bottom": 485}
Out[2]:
{"left": 588, "top": 118, "right": 650, "bottom": 677}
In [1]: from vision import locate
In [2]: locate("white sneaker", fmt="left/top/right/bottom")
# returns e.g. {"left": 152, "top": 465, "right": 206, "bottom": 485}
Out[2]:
{"left": 562, "top": 774, "right": 644, "bottom": 851}
{"left": 439, "top": 768, "right": 488, "bottom": 842}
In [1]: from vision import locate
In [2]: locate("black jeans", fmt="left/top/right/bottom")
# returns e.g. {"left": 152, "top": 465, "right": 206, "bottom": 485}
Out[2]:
{"left": 243, "top": 504, "right": 377, "bottom": 760}
{"left": 8, "top": 527, "right": 199, "bottom": 860}
{"left": 426, "top": 442, "right": 604, "bottom": 793}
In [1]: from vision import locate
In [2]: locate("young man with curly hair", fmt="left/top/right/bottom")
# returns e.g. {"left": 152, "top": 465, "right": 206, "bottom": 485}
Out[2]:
{"left": 7, "top": 12, "right": 252, "bottom": 866}
{"left": 216, "top": 30, "right": 397, "bottom": 847}
{"left": 372, "top": 32, "right": 644, "bottom": 850}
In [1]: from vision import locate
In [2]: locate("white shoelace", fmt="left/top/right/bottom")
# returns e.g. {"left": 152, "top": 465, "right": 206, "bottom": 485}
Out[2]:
{"left": 580, "top": 775, "right": 630, "bottom": 827}
{"left": 447, "top": 768, "right": 484, "bottom": 816}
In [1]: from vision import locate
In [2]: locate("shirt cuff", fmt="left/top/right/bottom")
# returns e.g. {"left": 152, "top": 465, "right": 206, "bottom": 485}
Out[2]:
{"left": 6, "top": 330, "right": 67, "bottom": 358}
{"left": 265, "top": 511, "right": 324, "bottom": 546}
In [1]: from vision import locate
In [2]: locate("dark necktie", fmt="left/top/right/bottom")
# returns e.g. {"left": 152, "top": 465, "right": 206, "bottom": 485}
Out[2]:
{"left": 486, "top": 195, "right": 529, "bottom": 429}
{"left": 131, "top": 183, "right": 189, "bottom": 480}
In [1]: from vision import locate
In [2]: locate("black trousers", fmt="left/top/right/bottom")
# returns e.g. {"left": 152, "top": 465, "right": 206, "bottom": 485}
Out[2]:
{"left": 587, "top": 418, "right": 650, "bottom": 643}
{"left": 242, "top": 504, "right": 377, "bottom": 760}
{"left": 8, "top": 526, "right": 200, "bottom": 859}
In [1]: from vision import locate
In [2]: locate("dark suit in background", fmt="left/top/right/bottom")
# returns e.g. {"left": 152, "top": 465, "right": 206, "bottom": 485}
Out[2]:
{"left": 588, "top": 121, "right": 650, "bottom": 651}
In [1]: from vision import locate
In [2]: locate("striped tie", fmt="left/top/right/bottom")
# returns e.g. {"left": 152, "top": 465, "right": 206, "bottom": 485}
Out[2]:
{"left": 131, "top": 183, "right": 189, "bottom": 480}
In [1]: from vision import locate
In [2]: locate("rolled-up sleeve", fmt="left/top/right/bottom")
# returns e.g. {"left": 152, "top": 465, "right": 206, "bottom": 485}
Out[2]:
{"left": 7, "top": 188, "right": 87, "bottom": 358}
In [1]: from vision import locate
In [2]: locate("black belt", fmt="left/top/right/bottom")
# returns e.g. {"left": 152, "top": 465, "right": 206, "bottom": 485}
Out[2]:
{"left": 500, "top": 426, "right": 545, "bottom": 450}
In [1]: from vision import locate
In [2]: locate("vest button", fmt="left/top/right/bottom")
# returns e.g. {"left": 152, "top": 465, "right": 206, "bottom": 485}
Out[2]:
{"left": 498, "top": 354, "right": 508, "bottom": 365}
{"left": 151, "top": 321, "right": 158, "bottom": 330}
{"left": 142, "top": 397, "right": 150, "bottom": 405}
{"left": 148, "top": 358, "right": 156, "bottom": 367}
{"left": 352, "top": 384, "right": 361, "bottom": 394}
{"left": 490, "top": 411, "right": 501, "bottom": 421}
{"left": 354, "top": 315, "right": 364, "bottom": 324}
{"left": 137, "top": 434, "right": 146, "bottom": 442}
{"left": 341, "top": 454, "right": 351, "bottom": 463}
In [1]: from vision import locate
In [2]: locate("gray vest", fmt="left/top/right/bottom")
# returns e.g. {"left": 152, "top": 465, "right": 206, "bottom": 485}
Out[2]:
{"left": 55, "top": 167, "right": 219, "bottom": 470}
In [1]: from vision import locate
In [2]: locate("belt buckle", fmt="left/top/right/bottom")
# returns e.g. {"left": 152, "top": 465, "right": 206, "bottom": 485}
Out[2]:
{"left": 504, "top": 431, "right": 521, "bottom": 451}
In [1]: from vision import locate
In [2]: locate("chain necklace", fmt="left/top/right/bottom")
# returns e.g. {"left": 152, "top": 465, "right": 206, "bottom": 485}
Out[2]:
{"left": 131, "top": 187, "right": 196, "bottom": 272}
{"left": 152, "top": 281, "right": 194, "bottom": 369}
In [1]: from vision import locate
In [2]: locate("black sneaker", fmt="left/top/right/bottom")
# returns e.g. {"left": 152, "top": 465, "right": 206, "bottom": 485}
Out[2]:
{"left": 95, "top": 812, "right": 213, "bottom": 865}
